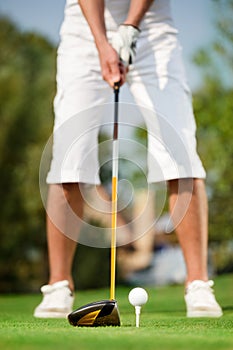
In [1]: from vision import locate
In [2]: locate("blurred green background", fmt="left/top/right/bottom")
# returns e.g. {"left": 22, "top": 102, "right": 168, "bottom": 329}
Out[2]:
{"left": 0, "top": 0, "right": 232, "bottom": 293}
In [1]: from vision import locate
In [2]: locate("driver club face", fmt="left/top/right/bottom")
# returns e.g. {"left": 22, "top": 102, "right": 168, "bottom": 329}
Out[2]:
{"left": 68, "top": 300, "right": 120, "bottom": 327}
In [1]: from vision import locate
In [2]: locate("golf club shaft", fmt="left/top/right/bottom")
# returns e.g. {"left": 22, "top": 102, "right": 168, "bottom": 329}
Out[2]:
{"left": 110, "top": 82, "right": 120, "bottom": 300}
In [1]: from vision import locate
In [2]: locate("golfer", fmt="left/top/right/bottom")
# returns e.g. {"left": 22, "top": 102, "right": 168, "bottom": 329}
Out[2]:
{"left": 34, "top": 0, "right": 222, "bottom": 318}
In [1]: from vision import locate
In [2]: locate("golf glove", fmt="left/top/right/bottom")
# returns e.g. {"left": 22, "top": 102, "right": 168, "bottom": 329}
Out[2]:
{"left": 112, "top": 24, "right": 140, "bottom": 66}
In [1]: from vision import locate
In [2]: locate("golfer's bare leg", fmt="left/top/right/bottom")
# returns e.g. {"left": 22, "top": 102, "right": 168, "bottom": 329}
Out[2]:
{"left": 168, "top": 178, "right": 208, "bottom": 285}
{"left": 46, "top": 183, "right": 84, "bottom": 291}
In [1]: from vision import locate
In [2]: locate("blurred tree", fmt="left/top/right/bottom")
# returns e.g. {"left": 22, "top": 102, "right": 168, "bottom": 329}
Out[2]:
{"left": 0, "top": 18, "right": 121, "bottom": 292}
{"left": 193, "top": 0, "right": 233, "bottom": 242}
{"left": 0, "top": 17, "right": 56, "bottom": 292}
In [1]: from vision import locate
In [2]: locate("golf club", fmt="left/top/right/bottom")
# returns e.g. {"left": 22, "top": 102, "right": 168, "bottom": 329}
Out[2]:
{"left": 68, "top": 82, "right": 121, "bottom": 327}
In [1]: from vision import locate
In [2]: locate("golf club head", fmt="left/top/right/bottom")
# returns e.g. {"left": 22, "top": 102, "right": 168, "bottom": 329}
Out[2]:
{"left": 68, "top": 300, "right": 120, "bottom": 327}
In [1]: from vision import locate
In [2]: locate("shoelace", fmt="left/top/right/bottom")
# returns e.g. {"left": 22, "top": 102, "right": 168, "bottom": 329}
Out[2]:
{"left": 186, "top": 280, "right": 214, "bottom": 295}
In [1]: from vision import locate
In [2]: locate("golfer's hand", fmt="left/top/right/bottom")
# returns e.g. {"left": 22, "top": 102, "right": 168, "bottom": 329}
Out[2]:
{"left": 112, "top": 24, "right": 140, "bottom": 66}
{"left": 98, "top": 42, "right": 127, "bottom": 88}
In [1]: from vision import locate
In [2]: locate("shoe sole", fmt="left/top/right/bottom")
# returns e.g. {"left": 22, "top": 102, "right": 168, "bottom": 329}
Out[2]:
{"left": 187, "top": 310, "right": 223, "bottom": 318}
{"left": 34, "top": 310, "right": 72, "bottom": 318}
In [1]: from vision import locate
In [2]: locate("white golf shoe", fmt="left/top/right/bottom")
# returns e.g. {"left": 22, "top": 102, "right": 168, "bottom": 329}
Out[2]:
{"left": 185, "top": 280, "right": 223, "bottom": 318}
{"left": 34, "top": 280, "right": 74, "bottom": 318}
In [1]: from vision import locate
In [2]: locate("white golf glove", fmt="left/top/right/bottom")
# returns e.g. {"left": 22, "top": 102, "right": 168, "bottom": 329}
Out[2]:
{"left": 112, "top": 24, "right": 140, "bottom": 66}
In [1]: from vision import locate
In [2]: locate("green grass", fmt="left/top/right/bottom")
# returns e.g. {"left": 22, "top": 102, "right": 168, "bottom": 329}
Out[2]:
{"left": 0, "top": 274, "right": 232, "bottom": 350}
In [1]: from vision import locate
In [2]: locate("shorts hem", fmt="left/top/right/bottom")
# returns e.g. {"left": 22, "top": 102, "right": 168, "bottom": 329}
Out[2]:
{"left": 46, "top": 170, "right": 101, "bottom": 185}
{"left": 147, "top": 168, "right": 206, "bottom": 183}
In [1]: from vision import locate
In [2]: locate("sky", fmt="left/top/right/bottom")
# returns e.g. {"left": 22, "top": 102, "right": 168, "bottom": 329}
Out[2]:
{"left": 0, "top": 0, "right": 217, "bottom": 90}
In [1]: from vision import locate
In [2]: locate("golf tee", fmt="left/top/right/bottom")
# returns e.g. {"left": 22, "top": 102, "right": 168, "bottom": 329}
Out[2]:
{"left": 135, "top": 306, "right": 141, "bottom": 328}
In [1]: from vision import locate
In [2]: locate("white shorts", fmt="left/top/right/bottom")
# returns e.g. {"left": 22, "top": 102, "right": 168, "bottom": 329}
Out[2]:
{"left": 46, "top": 0, "right": 206, "bottom": 184}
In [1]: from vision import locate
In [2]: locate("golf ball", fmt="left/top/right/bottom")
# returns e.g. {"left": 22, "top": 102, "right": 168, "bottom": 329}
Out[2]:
{"left": 128, "top": 287, "right": 148, "bottom": 306}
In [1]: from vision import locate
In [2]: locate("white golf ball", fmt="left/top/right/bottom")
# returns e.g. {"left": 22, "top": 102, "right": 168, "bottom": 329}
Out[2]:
{"left": 128, "top": 287, "right": 148, "bottom": 307}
